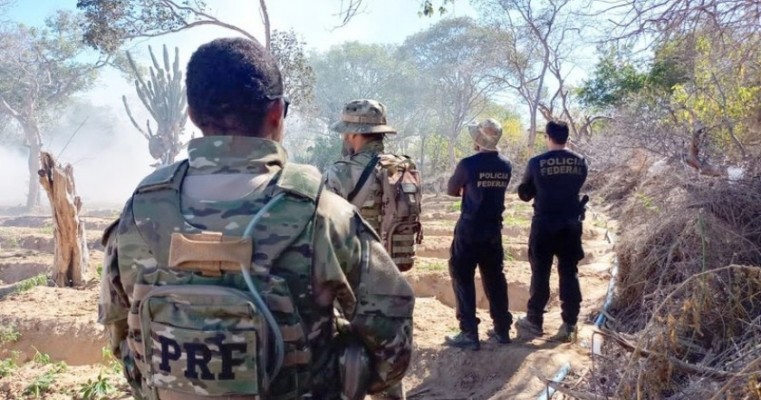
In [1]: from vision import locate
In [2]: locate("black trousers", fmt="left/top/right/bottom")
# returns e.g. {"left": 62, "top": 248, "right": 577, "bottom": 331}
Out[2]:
{"left": 449, "top": 224, "right": 512, "bottom": 334}
{"left": 526, "top": 218, "right": 585, "bottom": 327}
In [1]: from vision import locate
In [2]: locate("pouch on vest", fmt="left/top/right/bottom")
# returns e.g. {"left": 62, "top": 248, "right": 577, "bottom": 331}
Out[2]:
{"left": 126, "top": 162, "right": 320, "bottom": 400}
{"left": 378, "top": 154, "right": 423, "bottom": 272}
{"left": 136, "top": 231, "right": 283, "bottom": 398}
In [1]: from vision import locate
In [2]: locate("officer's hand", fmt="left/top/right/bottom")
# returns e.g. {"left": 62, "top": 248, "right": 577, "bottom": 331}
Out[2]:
{"left": 517, "top": 183, "right": 535, "bottom": 202}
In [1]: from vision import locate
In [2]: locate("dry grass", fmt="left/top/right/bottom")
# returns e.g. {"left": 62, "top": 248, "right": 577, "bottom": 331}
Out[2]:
{"left": 580, "top": 162, "right": 761, "bottom": 399}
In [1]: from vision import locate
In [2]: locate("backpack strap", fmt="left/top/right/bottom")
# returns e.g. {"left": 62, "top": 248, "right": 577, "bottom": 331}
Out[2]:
{"left": 248, "top": 163, "right": 324, "bottom": 272}
{"left": 348, "top": 155, "right": 380, "bottom": 203}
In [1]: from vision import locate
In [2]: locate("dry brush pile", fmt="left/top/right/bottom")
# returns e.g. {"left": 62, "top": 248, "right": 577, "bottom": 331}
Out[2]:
{"left": 579, "top": 161, "right": 761, "bottom": 399}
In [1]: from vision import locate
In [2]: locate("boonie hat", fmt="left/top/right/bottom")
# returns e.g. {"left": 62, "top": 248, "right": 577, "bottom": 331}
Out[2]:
{"left": 468, "top": 118, "right": 502, "bottom": 151}
{"left": 330, "top": 99, "right": 397, "bottom": 135}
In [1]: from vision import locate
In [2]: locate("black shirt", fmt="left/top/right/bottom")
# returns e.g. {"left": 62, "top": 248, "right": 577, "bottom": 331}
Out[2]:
{"left": 518, "top": 149, "right": 587, "bottom": 219}
{"left": 447, "top": 152, "right": 512, "bottom": 229}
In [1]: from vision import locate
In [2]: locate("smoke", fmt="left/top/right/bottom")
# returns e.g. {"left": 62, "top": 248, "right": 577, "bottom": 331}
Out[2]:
{"left": 0, "top": 0, "right": 481, "bottom": 210}
{"left": 0, "top": 81, "right": 161, "bottom": 209}
{"left": 0, "top": 146, "right": 27, "bottom": 206}
{"left": 51, "top": 108, "right": 157, "bottom": 210}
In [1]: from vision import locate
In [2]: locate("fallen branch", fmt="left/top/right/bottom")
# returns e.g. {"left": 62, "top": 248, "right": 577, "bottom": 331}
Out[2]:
{"left": 538, "top": 377, "right": 619, "bottom": 400}
{"left": 598, "top": 328, "right": 743, "bottom": 380}
{"left": 708, "top": 356, "right": 761, "bottom": 400}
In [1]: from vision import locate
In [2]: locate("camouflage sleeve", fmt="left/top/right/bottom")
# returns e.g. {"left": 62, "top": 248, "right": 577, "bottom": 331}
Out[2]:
{"left": 322, "top": 162, "right": 351, "bottom": 199}
{"left": 98, "top": 219, "right": 131, "bottom": 358}
{"left": 312, "top": 193, "right": 415, "bottom": 394}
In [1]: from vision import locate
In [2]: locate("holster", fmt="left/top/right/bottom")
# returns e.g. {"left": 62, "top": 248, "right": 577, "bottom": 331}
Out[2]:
{"left": 338, "top": 337, "right": 372, "bottom": 400}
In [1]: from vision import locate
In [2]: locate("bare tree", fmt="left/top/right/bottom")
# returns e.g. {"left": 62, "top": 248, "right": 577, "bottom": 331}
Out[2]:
{"left": 605, "top": 0, "right": 761, "bottom": 46}
{"left": 258, "top": 0, "right": 272, "bottom": 49}
{"left": 481, "top": 0, "right": 577, "bottom": 151}
{"left": 537, "top": 56, "right": 614, "bottom": 142}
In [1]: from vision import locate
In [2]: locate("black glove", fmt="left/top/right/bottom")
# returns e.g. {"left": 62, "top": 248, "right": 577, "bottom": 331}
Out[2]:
{"left": 579, "top": 195, "right": 590, "bottom": 221}
{"left": 517, "top": 182, "right": 535, "bottom": 202}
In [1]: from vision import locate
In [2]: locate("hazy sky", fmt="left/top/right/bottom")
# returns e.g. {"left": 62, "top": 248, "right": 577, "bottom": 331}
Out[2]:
{"left": 1, "top": 0, "right": 484, "bottom": 207}
{"left": 9, "top": 0, "right": 478, "bottom": 51}
{"left": 1, "top": 1, "right": 597, "bottom": 207}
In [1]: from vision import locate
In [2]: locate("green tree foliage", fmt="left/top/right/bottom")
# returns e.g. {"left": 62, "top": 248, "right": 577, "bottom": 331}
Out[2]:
{"left": 312, "top": 42, "right": 404, "bottom": 121}
{"left": 420, "top": 0, "right": 456, "bottom": 16}
{"left": 306, "top": 20, "right": 517, "bottom": 177}
{"left": 579, "top": 43, "right": 695, "bottom": 111}
{"left": 581, "top": 32, "right": 760, "bottom": 175}
{"left": 306, "top": 41, "right": 429, "bottom": 167}
{"left": 0, "top": 11, "right": 104, "bottom": 209}
{"left": 400, "top": 16, "right": 509, "bottom": 169}
{"left": 669, "top": 35, "right": 760, "bottom": 159}
{"left": 577, "top": 48, "right": 648, "bottom": 110}
{"left": 76, "top": 0, "right": 252, "bottom": 54}
{"left": 270, "top": 29, "right": 315, "bottom": 113}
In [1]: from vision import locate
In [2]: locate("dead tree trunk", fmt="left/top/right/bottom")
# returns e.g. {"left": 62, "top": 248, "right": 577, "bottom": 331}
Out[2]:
{"left": 24, "top": 123, "right": 43, "bottom": 210}
{"left": 685, "top": 126, "right": 726, "bottom": 177}
{"left": 38, "top": 152, "right": 88, "bottom": 287}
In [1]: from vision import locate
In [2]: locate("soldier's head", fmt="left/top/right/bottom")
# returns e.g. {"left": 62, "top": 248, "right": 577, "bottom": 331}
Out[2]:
{"left": 186, "top": 38, "right": 287, "bottom": 141}
{"left": 546, "top": 120, "right": 569, "bottom": 148}
{"left": 468, "top": 118, "right": 502, "bottom": 152}
{"left": 330, "top": 99, "right": 396, "bottom": 156}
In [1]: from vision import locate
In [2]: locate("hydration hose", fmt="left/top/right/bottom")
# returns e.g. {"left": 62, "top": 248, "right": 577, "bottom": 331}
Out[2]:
{"left": 242, "top": 192, "right": 288, "bottom": 383}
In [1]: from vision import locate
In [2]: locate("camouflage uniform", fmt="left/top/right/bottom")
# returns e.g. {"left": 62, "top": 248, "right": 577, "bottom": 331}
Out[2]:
{"left": 99, "top": 136, "right": 415, "bottom": 399}
{"left": 323, "top": 140, "right": 385, "bottom": 233}
{"left": 323, "top": 100, "right": 407, "bottom": 400}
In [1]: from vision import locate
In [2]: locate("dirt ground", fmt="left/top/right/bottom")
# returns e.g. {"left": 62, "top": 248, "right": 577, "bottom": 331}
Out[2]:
{"left": 0, "top": 194, "right": 615, "bottom": 399}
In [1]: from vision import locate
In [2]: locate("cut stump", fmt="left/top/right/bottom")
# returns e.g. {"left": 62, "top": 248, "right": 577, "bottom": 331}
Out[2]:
{"left": 38, "top": 152, "right": 88, "bottom": 287}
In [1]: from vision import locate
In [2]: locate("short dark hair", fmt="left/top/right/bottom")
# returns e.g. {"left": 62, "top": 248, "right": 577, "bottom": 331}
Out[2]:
{"left": 186, "top": 38, "right": 283, "bottom": 136}
{"left": 546, "top": 120, "right": 569, "bottom": 144}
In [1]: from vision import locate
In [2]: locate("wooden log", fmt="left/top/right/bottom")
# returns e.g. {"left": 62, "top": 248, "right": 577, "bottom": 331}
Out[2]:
{"left": 37, "top": 152, "right": 88, "bottom": 287}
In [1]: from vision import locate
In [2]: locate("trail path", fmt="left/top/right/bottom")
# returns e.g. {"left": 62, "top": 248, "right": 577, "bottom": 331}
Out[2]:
{"left": 0, "top": 196, "right": 615, "bottom": 399}
{"left": 401, "top": 194, "right": 615, "bottom": 399}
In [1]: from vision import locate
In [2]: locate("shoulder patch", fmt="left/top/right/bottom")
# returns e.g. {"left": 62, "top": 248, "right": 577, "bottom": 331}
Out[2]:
{"left": 135, "top": 160, "right": 188, "bottom": 193}
{"left": 278, "top": 163, "right": 323, "bottom": 201}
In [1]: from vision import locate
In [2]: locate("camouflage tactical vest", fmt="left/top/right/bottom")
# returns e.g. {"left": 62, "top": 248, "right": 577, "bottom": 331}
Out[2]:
{"left": 117, "top": 160, "right": 334, "bottom": 400}
{"left": 354, "top": 170, "right": 383, "bottom": 234}
{"left": 349, "top": 154, "right": 423, "bottom": 272}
